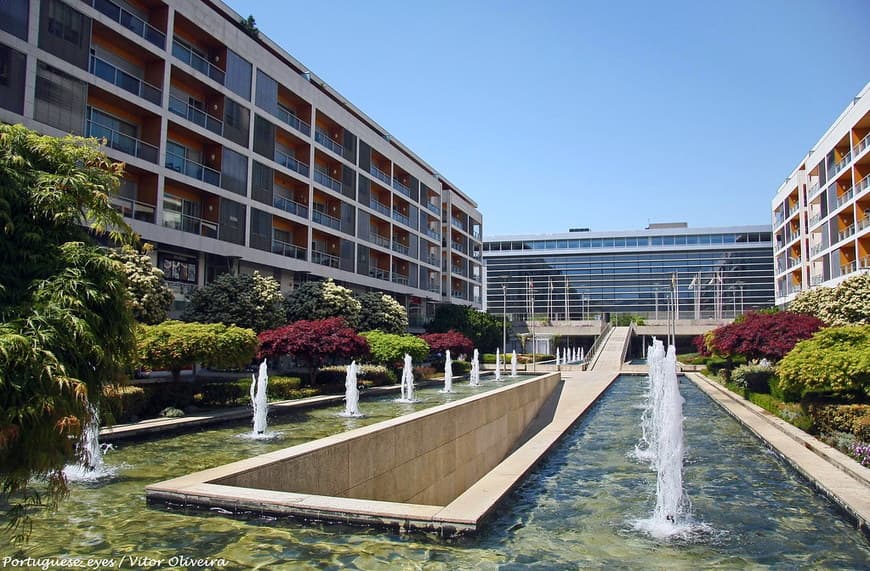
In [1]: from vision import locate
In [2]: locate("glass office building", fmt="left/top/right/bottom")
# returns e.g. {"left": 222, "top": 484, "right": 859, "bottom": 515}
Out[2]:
{"left": 483, "top": 224, "right": 774, "bottom": 321}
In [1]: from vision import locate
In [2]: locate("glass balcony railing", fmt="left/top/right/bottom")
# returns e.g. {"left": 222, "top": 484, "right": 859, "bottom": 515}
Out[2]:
{"left": 856, "top": 132, "right": 870, "bottom": 157}
{"left": 835, "top": 187, "right": 855, "bottom": 209}
{"left": 162, "top": 211, "right": 218, "bottom": 239}
{"left": 830, "top": 151, "right": 852, "bottom": 178}
{"left": 370, "top": 233, "right": 390, "bottom": 249}
{"left": 855, "top": 173, "right": 870, "bottom": 196}
{"left": 312, "top": 209, "right": 341, "bottom": 230}
{"left": 451, "top": 265, "right": 467, "bottom": 277}
{"left": 276, "top": 105, "right": 311, "bottom": 136}
{"left": 89, "top": 55, "right": 162, "bottom": 105}
{"left": 275, "top": 149, "right": 310, "bottom": 177}
{"left": 314, "top": 167, "right": 342, "bottom": 193}
{"left": 311, "top": 250, "right": 339, "bottom": 268}
{"left": 810, "top": 274, "right": 825, "bottom": 286}
{"left": 392, "top": 241, "right": 410, "bottom": 256}
{"left": 273, "top": 195, "right": 308, "bottom": 218}
{"left": 426, "top": 285, "right": 441, "bottom": 294}
{"left": 369, "top": 165, "right": 391, "bottom": 186}
{"left": 172, "top": 39, "right": 225, "bottom": 84}
{"left": 807, "top": 212, "right": 821, "bottom": 227}
{"left": 86, "top": 118, "right": 158, "bottom": 163}
{"left": 391, "top": 273, "right": 409, "bottom": 285}
{"left": 91, "top": 0, "right": 165, "bottom": 48}
{"left": 787, "top": 256, "right": 801, "bottom": 270}
{"left": 856, "top": 214, "right": 870, "bottom": 233}
{"left": 840, "top": 260, "right": 857, "bottom": 276}
{"left": 168, "top": 94, "right": 223, "bottom": 136}
{"left": 451, "top": 241, "right": 467, "bottom": 254}
{"left": 110, "top": 196, "right": 155, "bottom": 223}
{"left": 425, "top": 201, "right": 440, "bottom": 215}
{"left": 810, "top": 243, "right": 825, "bottom": 257}
{"left": 393, "top": 178, "right": 411, "bottom": 198}
{"left": 271, "top": 239, "right": 306, "bottom": 260}
{"left": 837, "top": 224, "right": 855, "bottom": 242}
{"left": 315, "top": 129, "right": 343, "bottom": 156}
{"left": 424, "top": 228, "right": 441, "bottom": 241}
{"left": 451, "top": 217, "right": 467, "bottom": 232}
{"left": 425, "top": 254, "right": 439, "bottom": 266}
{"left": 369, "top": 197, "right": 390, "bottom": 216}
{"left": 369, "top": 267, "right": 389, "bottom": 281}
{"left": 859, "top": 255, "right": 870, "bottom": 270}
{"left": 808, "top": 181, "right": 821, "bottom": 199}
{"left": 165, "top": 151, "right": 220, "bottom": 187}
{"left": 452, "top": 290, "right": 466, "bottom": 299}
{"left": 392, "top": 210, "right": 410, "bottom": 226}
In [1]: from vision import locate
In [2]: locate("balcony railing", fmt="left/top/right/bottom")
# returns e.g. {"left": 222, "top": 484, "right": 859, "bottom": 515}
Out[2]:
{"left": 315, "top": 129, "right": 344, "bottom": 156}
{"left": 370, "top": 233, "right": 390, "bottom": 249}
{"left": 837, "top": 224, "right": 855, "bottom": 242}
{"left": 835, "top": 187, "right": 855, "bottom": 209}
{"left": 857, "top": 214, "right": 870, "bottom": 233}
{"left": 168, "top": 94, "right": 223, "bottom": 136}
{"left": 273, "top": 195, "right": 308, "bottom": 218}
{"left": 810, "top": 273, "right": 825, "bottom": 286}
{"left": 275, "top": 149, "right": 310, "bottom": 177}
{"left": 831, "top": 151, "right": 852, "bottom": 178}
{"left": 451, "top": 216, "right": 466, "bottom": 231}
{"left": 91, "top": 0, "right": 165, "bottom": 48}
{"left": 809, "top": 243, "right": 825, "bottom": 257}
{"left": 87, "top": 118, "right": 158, "bottom": 163}
{"left": 311, "top": 250, "right": 339, "bottom": 268}
{"left": 391, "top": 273, "right": 409, "bottom": 285}
{"left": 276, "top": 105, "right": 311, "bottom": 136}
{"left": 369, "top": 197, "right": 390, "bottom": 216}
{"left": 426, "top": 201, "right": 440, "bottom": 215}
{"left": 392, "top": 210, "right": 410, "bottom": 226}
{"left": 110, "top": 196, "right": 155, "bottom": 222}
{"left": 271, "top": 239, "right": 306, "bottom": 260}
{"left": 451, "top": 241, "right": 467, "bottom": 254}
{"left": 452, "top": 290, "right": 466, "bottom": 299}
{"left": 808, "top": 181, "right": 821, "bottom": 198}
{"left": 314, "top": 167, "right": 342, "bottom": 193}
{"left": 784, "top": 283, "right": 803, "bottom": 296}
{"left": 172, "top": 39, "right": 225, "bottom": 84}
{"left": 859, "top": 254, "right": 870, "bottom": 270}
{"left": 856, "top": 173, "right": 870, "bottom": 197}
{"left": 424, "top": 228, "right": 441, "bottom": 241}
{"left": 369, "top": 165, "right": 391, "bottom": 186}
{"left": 787, "top": 256, "right": 801, "bottom": 270}
{"left": 369, "top": 267, "right": 389, "bottom": 281}
{"left": 165, "top": 151, "right": 220, "bottom": 186}
{"left": 312, "top": 209, "right": 341, "bottom": 230}
{"left": 393, "top": 178, "right": 411, "bottom": 198}
{"left": 89, "top": 55, "right": 161, "bottom": 105}
{"left": 425, "top": 254, "right": 439, "bottom": 266}
{"left": 392, "top": 241, "right": 409, "bottom": 256}
{"left": 451, "top": 265, "right": 467, "bottom": 276}
{"left": 162, "top": 212, "right": 218, "bottom": 239}
{"left": 427, "top": 285, "right": 441, "bottom": 294}
{"left": 807, "top": 212, "right": 821, "bottom": 227}
{"left": 856, "top": 132, "right": 870, "bottom": 157}
{"left": 840, "top": 260, "right": 857, "bottom": 276}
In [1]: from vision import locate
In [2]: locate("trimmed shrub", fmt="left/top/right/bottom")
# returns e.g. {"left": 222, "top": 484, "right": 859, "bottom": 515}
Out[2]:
{"left": 731, "top": 363, "right": 775, "bottom": 393}
{"left": 451, "top": 361, "right": 471, "bottom": 376}
{"left": 777, "top": 325, "right": 870, "bottom": 400}
{"left": 809, "top": 404, "right": 870, "bottom": 441}
{"left": 199, "top": 382, "right": 246, "bottom": 406}
{"left": 413, "top": 366, "right": 437, "bottom": 381}
{"left": 266, "top": 376, "right": 302, "bottom": 400}
{"left": 317, "top": 364, "right": 396, "bottom": 387}
{"left": 101, "top": 384, "right": 148, "bottom": 424}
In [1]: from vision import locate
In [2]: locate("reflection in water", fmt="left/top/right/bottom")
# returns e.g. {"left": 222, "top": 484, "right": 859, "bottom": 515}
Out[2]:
{"left": 2, "top": 376, "right": 868, "bottom": 569}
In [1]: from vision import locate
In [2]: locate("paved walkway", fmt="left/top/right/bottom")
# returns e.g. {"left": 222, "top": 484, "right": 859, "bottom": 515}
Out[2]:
{"left": 589, "top": 326, "right": 630, "bottom": 371}
{"left": 686, "top": 372, "right": 870, "bottom": 536}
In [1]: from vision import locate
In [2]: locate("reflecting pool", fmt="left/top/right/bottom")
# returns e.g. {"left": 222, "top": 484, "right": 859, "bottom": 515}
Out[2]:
{"left": 2, "top": 375, "right": 868, "bottom": 570}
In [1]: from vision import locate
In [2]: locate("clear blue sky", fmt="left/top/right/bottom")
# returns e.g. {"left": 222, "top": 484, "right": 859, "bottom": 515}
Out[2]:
{"left": 224, "top": 0, "right": 869, "bottom": 237}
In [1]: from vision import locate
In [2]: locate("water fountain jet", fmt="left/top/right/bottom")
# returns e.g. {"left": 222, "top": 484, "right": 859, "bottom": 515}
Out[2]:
{"left": 441, "top": 350, "right": 453, "bottom": 393}
{"left": 469, "top": 349, "right": 480, "bottom": 387}
{"left": 340, "top": 361, "right": 363, "bottom": 417}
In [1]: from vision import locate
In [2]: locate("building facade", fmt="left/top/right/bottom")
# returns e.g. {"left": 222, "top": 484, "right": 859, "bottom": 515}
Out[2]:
{"left": 483, "top": 224, "right": 774, "bottom": 321}
{"left": 0, "top": 0, "right": 483, "bottom": 323}
{"left": 771, "top": 82, "right": 870, "bottom": 305}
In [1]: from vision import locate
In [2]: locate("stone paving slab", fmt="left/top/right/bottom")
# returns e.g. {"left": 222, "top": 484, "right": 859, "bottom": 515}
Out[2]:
{"left": 686, "top": 372, "right": 870, "bottom": 537}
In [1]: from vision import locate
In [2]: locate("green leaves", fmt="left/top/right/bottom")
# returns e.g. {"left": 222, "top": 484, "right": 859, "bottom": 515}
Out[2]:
{"left": 108, "top": 245, "right": 174, "bottom": 325}
{"left": 183, "top": 271, "right": 283, "bottom": 332}
{"left": 357, "top": 292, "right": 408, "bottom": 334}
{"left": 777, "top": 325, "right": 870, "bottom": 400}
{"left": 283, "top": 279, "right": 361, "bottom": 328}
{"left": 361, "top": 330, "right": 429, "bottom": 366}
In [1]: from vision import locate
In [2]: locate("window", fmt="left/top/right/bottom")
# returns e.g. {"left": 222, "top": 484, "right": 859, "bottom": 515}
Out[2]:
{"left": 223, "top": 97, "right": 250, "bottom": 146}
{"left": 0, "top": 44, "right": 26, "bottom": 113}
{"left": 220, "top": 147, "right": 248, "bottom": 196}
{"left": 225, "top": 49, "right": 251, "bottom": 100}
{"left": 0, "top": 0, "right": 29, "bottom": 40}
{"left": 34, "top": 62, "right": 86, "bottom": 134}
{"left": 47, "top": 0, "right": 83, "bottom": 46}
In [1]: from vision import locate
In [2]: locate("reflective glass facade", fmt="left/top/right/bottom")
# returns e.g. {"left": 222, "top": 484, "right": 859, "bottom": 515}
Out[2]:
{"left": 483, "top": 225, "right": 774, "bottom": 320}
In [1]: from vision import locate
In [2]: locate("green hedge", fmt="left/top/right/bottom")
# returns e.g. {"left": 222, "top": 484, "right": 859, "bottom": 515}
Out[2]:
{"left": 317, "top": 364, "right": 396, "bottom": 387}
{"left": 199, "top": 382, "right": 246, "bottom": 406}
{"left": 731, "top": 363, "right": 775, "bottom": 393}
{"left": 809, "top": 404, "right": 870, "bottom": 441}
{"left": 100, "top": 384, "right": 148, "bottom": 424}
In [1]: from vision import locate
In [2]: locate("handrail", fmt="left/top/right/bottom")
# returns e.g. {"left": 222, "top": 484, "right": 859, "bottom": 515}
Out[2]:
{"left": 276, "top": 149, "right": 310, "bottom": 177}
{"left": 168, "top": 94, "right": 223, "bottom": 136}
{"left": 369, "top": 165, "right": 391, "bottom": 186}
{"left": 314, "top": 167, "right": 342, "bottom": 192}
{"left": 89, "top": 54, "right": 162, "bottom": 105}
{"left": 165, "top": 150, "right": 220, "bottom": 187}
{"left": 315, "top": 129, "right": 344, "bottom": 156}
{"left": 172, "top": 39, "right": 225, "bottom": 84}
{"left": 276, "top": 105, "right": 311, "bottom": 136}
{"left": 585, "top": 323, "right": 614, "bottom": 370}
{"left": 91, "top": 0, "right": 165, "bottom": 48}
{"left": 87, "top": 118, "right": 158, "bottom": 163}
{"left": 273, "top": 195, "right": 308, "bottom": 218}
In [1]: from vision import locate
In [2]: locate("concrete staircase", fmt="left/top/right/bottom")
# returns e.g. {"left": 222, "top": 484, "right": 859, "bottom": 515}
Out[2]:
{"left": 588, "top": 326, "right": 631, "bottom": 372}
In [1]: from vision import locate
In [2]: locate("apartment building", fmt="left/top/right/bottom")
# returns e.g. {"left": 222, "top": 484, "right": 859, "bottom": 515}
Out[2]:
{"left": 0, "top": 0, "right": 483, "bottom": 323}
{"left": 483, "top": 224, "right": 774, "bottom": 321}
{"left": 772, "top": 82, "right": 870, "bottom": 305}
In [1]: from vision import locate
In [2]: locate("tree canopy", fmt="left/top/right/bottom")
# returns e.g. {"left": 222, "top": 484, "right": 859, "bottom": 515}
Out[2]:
{"left": 0, "top": 124, "right": 137, "bottom": 539}
{"left": 258, "top": 317, "right": 368, "bottom": 384}
{"left": 706, "top": 311, "right": 824, "bottom": 362}
{"left": 361, "top": 330, "right": 430, "bottom": 368}
{"left": 420, "top": 330, "right": 474, "bottom": 358}
{"left": 283, "top": 278, "right": 361, "bottom": 328}
{"left": 183, "top": 271, "right": 284, "bottom": 332}
{"left": 356, "top": 291, "right": 408, "bottom": 334}
{"left": 427, "top": 305, "right": 504, "bottom": 352}
{"left": 137, "top": 321, "right": 259, "bottom": 382}
{"left": 109, "top": 244, "right": 174, "bottom": 324}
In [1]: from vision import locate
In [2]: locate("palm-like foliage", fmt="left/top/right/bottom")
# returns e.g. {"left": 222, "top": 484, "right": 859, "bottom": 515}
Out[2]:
{"left": 0, "top": 124, "right": 136, "bottom": 540}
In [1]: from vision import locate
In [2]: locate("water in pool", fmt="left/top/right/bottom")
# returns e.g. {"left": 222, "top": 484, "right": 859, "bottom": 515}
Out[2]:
{"left": 2, "top": 375, "right": 868, "bottom": 569}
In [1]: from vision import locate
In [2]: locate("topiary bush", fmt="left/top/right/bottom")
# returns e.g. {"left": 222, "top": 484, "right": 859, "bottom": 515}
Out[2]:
{"left": 451, "top": 361, "right": 471, "bottom": 376}
{"left": 100, "top": 384, "right": 147, "bottom": 424}
{"left": 317, "top": 364, "right": 396, "bottom": 387}
{"left": 808, "top": 404, "right": 870, "bottom": 442}
{"left": 266, "top": 376, "right": 302, "bottom": 400}
{"left": 199, "top": 382, "right": 246, "bottom": 406}
{"left": 731, "top": 362, "right": 775, "bottom": 393}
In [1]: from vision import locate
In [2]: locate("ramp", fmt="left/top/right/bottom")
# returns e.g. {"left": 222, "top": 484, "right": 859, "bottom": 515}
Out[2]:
{"left": 588, "top": 326, "right": 631, "bottom": 371}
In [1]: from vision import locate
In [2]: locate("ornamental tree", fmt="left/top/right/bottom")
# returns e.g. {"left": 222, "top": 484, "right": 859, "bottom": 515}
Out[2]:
{"left": 777, "top": 325, "right": 870, "bottom": 400}
{"left": 790, "top": 273, "right": 870, "bottom": 326}
{"left": 0, "top": 124, "right": 137, "bottom": 539}
{"left": 257, "top": 317, "right": 368, "bottom": 384}
{"left": 420, "top": 330, "right": 474, "bottom": 358}
{"left": 356, "top": 291, "right": 408, "bottom": 334}
{"left": 109, "top": 244, "right": 174, "bottom": 324}
{"left": 183, "top": 271, "right": 283, "bottom": 332}
{"left": 137, "top": 321, "right": 259, "bottom": 382}
{"left": 427, "top": 304, "right": 504, "bottom": 352}
{"left": 708, "top": 311, "right": 824, "bottom": 362}
{"left": 283, "top": 278, "right": 361, "bottom": 328}
{"left": 361, "top": 330, "right": 430, "bottom": 369}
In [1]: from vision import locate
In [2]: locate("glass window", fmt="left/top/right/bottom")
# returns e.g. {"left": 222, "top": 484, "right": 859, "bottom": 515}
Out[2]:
{"left": 255, "top": 69, "right": 278, "bottom": 115}
{"left": 34, "top": 62, "right": 86, "bottom": 134}
{"left": 0, "top": 0, "right": 29, "bottom": 40}
{"left": 223, "top": 98, "right": 250, "bottom": 147}
{"left": 220, "top": 147, "right": 248, "bottom": 196}
{"left": 651, "top": 237, "right": 663, "bottom": 246}
{"left": 225, "top": 49, "right": 251, "bottom": 100}
{"left": 47, "top": 0, "right": 83, "bottom": 46}
{"left": 0, "top": 44, "right": 26, "bottom": 113}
